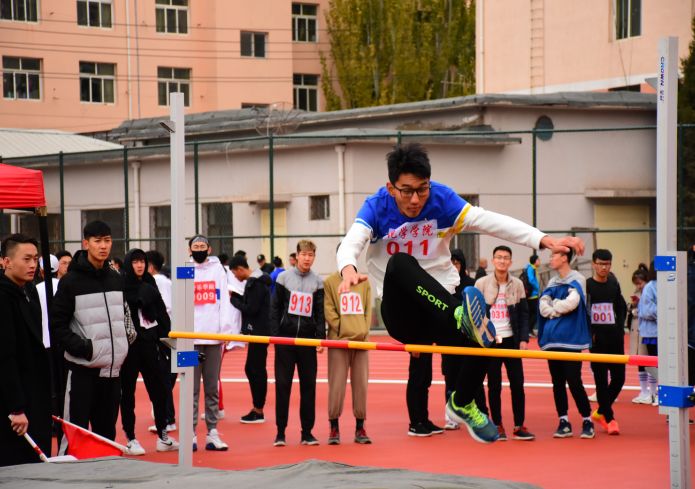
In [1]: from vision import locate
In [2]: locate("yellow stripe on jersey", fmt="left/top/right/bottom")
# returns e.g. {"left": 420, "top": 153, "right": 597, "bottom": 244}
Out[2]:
{"left": 437, "top": 203, "right": 471, "bottom": 238}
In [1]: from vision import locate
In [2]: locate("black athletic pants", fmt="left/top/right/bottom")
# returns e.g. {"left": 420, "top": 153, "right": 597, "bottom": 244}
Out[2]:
{"left": 120, "top": 336, "right": 169, "bottom": 439}
{"left": 547, "top": 348, "right": 591, "bottom": 418}
{"left": 274, "top": 343, "right": 317, "bottom": 434}
{"left": 381, "top": 253, "right": 489, "bottom": 410}
{"left": 589, "top": 326, "right": 625, "bottom": 422}
{"left": 245, "top": 343, "right": 268, "bottom": 410}
{"left": 60, "top": 364, "right": 120, "bottom": 454}
{"left": 487, "top": 336, "right": 526, "bottom": 427}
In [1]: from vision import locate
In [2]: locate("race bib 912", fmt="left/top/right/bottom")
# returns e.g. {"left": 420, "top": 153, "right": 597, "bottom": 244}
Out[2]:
{"left": 340, "top": 292, "right": 364, "bottom": 315}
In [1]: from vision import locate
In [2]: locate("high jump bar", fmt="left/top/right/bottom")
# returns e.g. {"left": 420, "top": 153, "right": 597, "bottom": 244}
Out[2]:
{"left": 168, "top": 332, "right": 658, "bottom": 367}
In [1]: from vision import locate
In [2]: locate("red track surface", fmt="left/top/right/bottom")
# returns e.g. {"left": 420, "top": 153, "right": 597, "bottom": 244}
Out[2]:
{"left": 118, "top": 334, "right": 693, "bottom": 488}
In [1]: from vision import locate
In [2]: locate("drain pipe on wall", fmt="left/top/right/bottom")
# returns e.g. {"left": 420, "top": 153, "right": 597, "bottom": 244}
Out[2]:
{"left": 335, "top": 144, "right": 346, "bottom": 234}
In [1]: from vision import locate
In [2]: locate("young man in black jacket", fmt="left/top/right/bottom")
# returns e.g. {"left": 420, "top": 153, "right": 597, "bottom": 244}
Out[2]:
{"left": 270, "top": 240, "right": 325, "bottom": 447}
{"left": 51, "top": 221, "right": 134, "bottom": 451}
{"left": 229, "top": 255, "right": 272, "bottom": 424}
{"left": 0, "top": 234, "right": 52, "bottom": 466}
{"left": 587, "top": 249, "right": 627, "bottom": 435}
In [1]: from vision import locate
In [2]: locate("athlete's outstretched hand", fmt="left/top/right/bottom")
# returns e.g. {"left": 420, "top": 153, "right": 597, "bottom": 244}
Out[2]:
{"left": 540, "top": 235, "right": 585, "bottom": 257}
{"left": 339, "top": 265, "right": 369, "bottom": 294}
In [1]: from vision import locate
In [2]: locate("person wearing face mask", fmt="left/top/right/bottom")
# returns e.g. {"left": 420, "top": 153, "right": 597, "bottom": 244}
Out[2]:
{"left": 188, "top": 235, "right": 233, "bottom": 451}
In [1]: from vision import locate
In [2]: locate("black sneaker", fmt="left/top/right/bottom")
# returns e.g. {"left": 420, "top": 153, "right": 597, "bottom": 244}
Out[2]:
{"left": 408, "top": 422, "right": 432, "bottom": 437}
{"left": 553, "top": 419, "right": 573, "bottom": 438}
{"left": 328, "top": 427, "right": 340, "bottom": 445}
{"left": 580, "top": 419, "right": 595, "bottom": 439}
{"left": 300, "top": 432, "right": 319, "bottom": 446}
{"left": 426, "top": 420, "right": 444, "bottom": 435}
{"left": 240, "top": 410, "right": 265, "bottom": 424}
{"left": 512, "top": 426, "right": 536, "bottom": 441}
{"left": 354, "top": 428, "right": 372, "bottom": 444}
{"left": 273, "top": 433, "right": 286, "bottom": 447}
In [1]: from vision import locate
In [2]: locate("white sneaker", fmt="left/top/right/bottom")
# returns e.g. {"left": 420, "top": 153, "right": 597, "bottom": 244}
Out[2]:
{"left": 125, "top": 439, "right": 146, "bottom": 456}
{"left": 587, "top": 392, "right": 597, "bottom": 402}
{"left": 205, "top": 428, "right": 228, "bottom": 451}
{"left": 200, "top": 410, "right": 225, "bottom": 421}
{"left": 150, "top": 423, "right": 177, "bottom": 433}
{"left": 632, "top": 393, "right": 653, "bottom": 404}
{"left": 156, "top": 433, "right": 180, "bottom": 452}
{"left": 651, "top": 395, "right": 659, "bottom": 406}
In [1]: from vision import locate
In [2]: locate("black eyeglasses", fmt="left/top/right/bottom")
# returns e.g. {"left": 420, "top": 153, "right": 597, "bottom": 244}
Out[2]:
{"left": 393, "top": 183, "right": 431, "bottom": 199}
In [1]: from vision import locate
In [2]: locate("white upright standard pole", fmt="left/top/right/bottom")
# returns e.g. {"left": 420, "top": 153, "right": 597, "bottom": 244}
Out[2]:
{"left": 655, "top": 36, "right": 690, "bottom": 489}
{"left": 168, "top": 93, "right": 195, "bottom": 467}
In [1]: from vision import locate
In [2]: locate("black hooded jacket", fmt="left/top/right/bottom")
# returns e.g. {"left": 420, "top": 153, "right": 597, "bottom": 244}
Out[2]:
{"left": 123, "top": 249, "right": 171, "bottom": 342}
{"left": 230, "top": 271, "right": 272, "bottom": 335}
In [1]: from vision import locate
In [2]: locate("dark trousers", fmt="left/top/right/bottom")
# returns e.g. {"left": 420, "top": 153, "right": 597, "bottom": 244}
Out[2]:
{"left": 689, "top": 347, "right": 695, "bottom": 386}
{"left": 120, "top": 337, "right": 169, "bottom": 439}
{"left": 381, "top": 253, "right": 489, "bottom": 408}
{"left": 59, "top": 364, "right": 121, "bottom": 454}
{"left": 527, "top": 298, "right": 539, "bottom": 332}
{"left": 407, "top": 353, "right": 432, "bottom": 424}
{"left": 590, "top": 326, "right": 625, "bottom": 422}
{"left": 488, "top": 336, "right": 526, "bottom": 427}
{"left": 274, "top": 343, "right": 317, "bottom": 434}
{"left": 157, "top": 348, "right": 177, "bottom": 425}
{"left": 245, "top": 342, "right": 268, "bottom": 409}
{"left": 547, "top": 349, "right": 591, "bottom": 418}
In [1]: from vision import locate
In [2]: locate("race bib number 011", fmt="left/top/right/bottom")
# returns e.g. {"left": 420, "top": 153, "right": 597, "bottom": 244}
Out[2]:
{"left": 194, "top": 281, "right": 218, "bottom": 305}
{"left": 384, "top": 220, "right": 437, "bottom": 259}
{"left": 340, "top": 292, "right": 364, "bottom": 315}
{"left": 289, "top": 290, "right": 313, "bottom": 317}
{"left": 591, "top": 303, "right": 615, "bottom": 325}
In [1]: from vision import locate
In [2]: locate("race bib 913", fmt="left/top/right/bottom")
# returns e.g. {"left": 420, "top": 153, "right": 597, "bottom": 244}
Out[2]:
{"left": 288, "top": 290, "right": 313, "bottom": 317}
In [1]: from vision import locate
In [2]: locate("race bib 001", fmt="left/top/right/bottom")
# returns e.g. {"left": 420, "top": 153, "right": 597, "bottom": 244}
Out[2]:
{"left": 288, "top": 290, "right": 313, "bottom": 317}
{"left": 591, "top": 302, "right": 615, "bottom": 325}
{"left": 194, "top": 281, "right": 218, "bottom": 305}
{"left": 340, "top": 292, "right": 364, "bottom": 315}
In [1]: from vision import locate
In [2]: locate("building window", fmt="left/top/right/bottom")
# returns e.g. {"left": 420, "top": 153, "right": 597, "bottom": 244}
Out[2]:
{"left": 79, "top": 61, "right": 115, "bottom": 103}
{"left": 203, "top": 203, "right": 234, "bottom": 257}
{"left": 156, "top": 0, "right": 188, "bottom": 34}
{"left": 77, "top": 0, "right": 112, "bottom": 28}
{"left": 0, "top": 0, "right": 38, "bottom": 22}
{"left": 241, "top": 102, "right": 269, "bottom": 109}
{"left": 82, "top": 208, "right": 126, "bottom": 259}
{"left": 18, "top": 213, "right": 62, "bottom": 253}
{"left": 2, "top": 56, "right": 41, "bottom": 100}
{"left": 309, "top": 195, "right": 329, "bottom": 220}
{"left": 240, "top": 31, "right": 267, "bottom": 58}
{"left": 293, "top": 74, "right": 318, "bottom": 112}
{"left": 292, "top": 3, "right": 317, "bottom": 42}
{"left": 149, "top": 205, "right": 171, "bottom": 263}
{"left": 157, "top": 67, "right": 190, "bottom": 106}
{"left": 451, "top": 194, "right": 479, "bottom": 273}
{"left": 615, "top": 0, "right": 640, "bottom": 40}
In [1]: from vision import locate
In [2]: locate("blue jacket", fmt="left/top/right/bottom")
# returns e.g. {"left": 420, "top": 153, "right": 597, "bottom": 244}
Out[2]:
{"left": 538, "top": 280, "right": 591, "bottom": 351}
{"left": 637, "top": 280, "right": 657, "bottom": 339}
{"left": 525, "top": 264, "right": 540, "bottom": 299}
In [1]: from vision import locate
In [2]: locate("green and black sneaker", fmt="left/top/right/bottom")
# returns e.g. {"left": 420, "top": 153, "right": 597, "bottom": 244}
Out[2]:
{"left": 454, "top": 286, "right": 496, "bottom": 347}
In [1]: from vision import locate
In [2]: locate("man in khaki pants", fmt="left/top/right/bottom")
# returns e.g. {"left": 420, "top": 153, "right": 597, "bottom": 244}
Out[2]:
{"left": 324, "top": 264, "right": 373, "bottom": 445}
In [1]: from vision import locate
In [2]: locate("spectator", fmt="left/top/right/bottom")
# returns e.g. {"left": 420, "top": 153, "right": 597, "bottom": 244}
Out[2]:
{"left": 628, "top": 264, "right": 652, "bottom": 403}
{"left": 288, "top": 252, "right": 297, "bottom": 268}
{"left": 524, "top": 254, "right": 541, "bottom": 335}
{"left": 188, "top": 235, "right": 232, "bottom": 451}
{"left": 120, "top": 249, "right": 178, "bottom": 455}
{"left": 229, "top": 255, "right": 272, "bottom": 424}
{"left": 51, "top": 221, "right": 134, "bottom": 452}
{"left": 0, "top": 234, "right": 52, "bottom": 466}
{"left": 269, "top": 256, "right": 285, "bottom": 293}
{"left": 538, "top": 248, "right": 594, "bottom": 439}
{"left": 36, "top": 254, "right": 59, "bottom": 348}
{"left": 637, "top": 261, "right": 659, "bottom": 404}
{"left": 257, "top": 254, "right": 274, "bottom": 275}
{"left": 55, "top": 250, "right": 72, "bottom": 280}
{"left": 324, "top": 245, "right": 373, "bottom": 445}
{"left": 270, "top": 240, "right": 325, "bottom": 447}
{"left": 475, "top": 245, "right": 535, "bottom": 441}
{"left": 586, "top": 249, "right": 627, "bottom": 435}
{"left": 475, "top": 258, "right": 488, "bottom": 280}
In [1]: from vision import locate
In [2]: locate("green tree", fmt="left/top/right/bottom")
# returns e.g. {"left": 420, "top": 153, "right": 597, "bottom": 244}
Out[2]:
{"left": 678, "top": 17, "right": 695, "bottom": 248}
{"left": 321, "top": 0, "right": 475, "bottom": 110}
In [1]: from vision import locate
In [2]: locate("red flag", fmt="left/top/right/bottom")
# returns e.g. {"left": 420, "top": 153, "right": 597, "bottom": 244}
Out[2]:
{"left": 53, "top": 416, "right": 125, "bottom": 459}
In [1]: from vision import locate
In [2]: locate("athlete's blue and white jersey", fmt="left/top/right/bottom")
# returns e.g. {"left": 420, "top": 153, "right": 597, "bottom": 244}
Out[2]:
{"left": 337, "top": 181, "right": 545, "bottom": 297}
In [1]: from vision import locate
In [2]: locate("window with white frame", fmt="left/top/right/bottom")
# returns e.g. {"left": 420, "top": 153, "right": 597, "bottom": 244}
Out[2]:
{"left": 615, "top": 0, "right": 641, "bottom": 40}
{"left": 292, "top": 3, "right": 317, "bottom": 42}
{"left": 240, "top": 31, "right": 267, "bottom": 58}
{"left": 157, "top": 67, "right": 190, "bottom": 106}
{"left": 0, "top": 0, "right": 38, "bottom": 22}
{"left": 450, "top": 194, "right": 479, "bottom": 274}
{"left": 79, "top": 61, "right": 115, "bottom": 103}
{"left": 3, "top": 56, "right": 40, "bottom": 100}
{"left": 77, "top": 0, "right": 112, "bottom": 28}
{"left": 293, "top": 74, "right": 318, "bottom": 112}
{"left": 156, "top": 0, "right": 188, "bottom": 34}
{"left": 309, "top": 195, "right": 329, "bottom": 220}
{"left": 149, "top": 205, "right": 171, "bottom": 262}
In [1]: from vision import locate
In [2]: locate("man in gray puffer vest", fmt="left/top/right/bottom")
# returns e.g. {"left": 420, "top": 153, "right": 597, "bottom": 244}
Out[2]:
{"left": 51, "top": 221, "right": 134, "bottom": 452}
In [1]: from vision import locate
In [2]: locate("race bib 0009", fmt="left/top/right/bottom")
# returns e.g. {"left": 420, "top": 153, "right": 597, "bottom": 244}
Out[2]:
{"left": 194, "top": 281, "right": 218, "bottom": 305}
